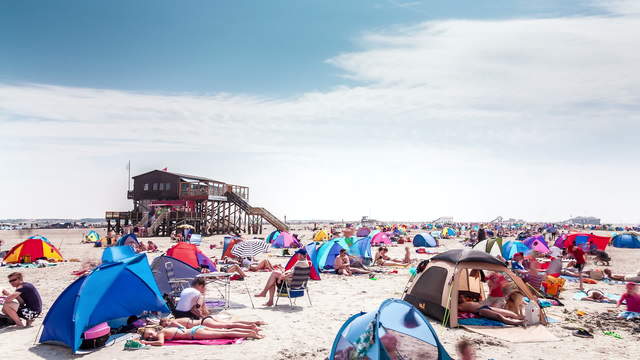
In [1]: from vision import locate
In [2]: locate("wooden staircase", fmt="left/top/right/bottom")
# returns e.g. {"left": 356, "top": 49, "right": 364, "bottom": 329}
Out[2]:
{"left": 147, "top": 211, "right": 169, "bottom": 235}
{"left": 224, "top": 191, "right": 288, "bottom": 232}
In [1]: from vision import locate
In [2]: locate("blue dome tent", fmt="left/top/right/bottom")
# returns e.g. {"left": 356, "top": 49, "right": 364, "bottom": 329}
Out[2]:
{"left": 349, "top": 237, "right": 373, "bottom": 265}
{"left": 316, "top": 238, "right": 350, "bottom": 271}
{"left": 612, "top": 233, "right": 640, "bottom": 248}
{"left": 501, "top": 240, "right": 530, "bottom": 260}
{"left": 413, "top": 233, "right": 437, "bottom": 247}
{"left": 116, "top": 233, "right": 139, "bottom": 247}
{"left": 39, "top": 248, "right": 169, "bottom": 353}
{"left": 329, "top": 299, "right": 451, "bottom": 360}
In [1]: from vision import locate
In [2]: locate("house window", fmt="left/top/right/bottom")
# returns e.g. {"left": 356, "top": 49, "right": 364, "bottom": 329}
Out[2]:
{"left": 166, "top": 183, "right": 171, "bottom": 190}
{"left": 153, "top": 183, "right": 158, "bottom": 191}
{"left": 159, "top": 183, "right": 165, "bottom": 191}
{"left": 144, "top": 183, "right": 149, "bottom": 191}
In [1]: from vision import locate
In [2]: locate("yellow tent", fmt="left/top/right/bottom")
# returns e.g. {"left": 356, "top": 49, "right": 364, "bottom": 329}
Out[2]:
{"left": 313, "top": 230, "right": 329, "bottom": 242}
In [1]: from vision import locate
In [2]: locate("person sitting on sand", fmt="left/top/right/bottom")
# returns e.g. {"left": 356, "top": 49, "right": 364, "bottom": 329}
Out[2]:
{"left": 1, "top": 272, "right": 42, "bottom": 328}
{"left": 457, "top": 294, "right": 524, "bottom": 326}
{"left": 137, "top": 324, "right": 263, "bottom": 346}
{"left": 373, "top": 246, "right": 411, "bottom": 266}
{"left": 604, "top": 269, "right": 640, "bottom": 283}
{"left": 146, "top": 240, "right": 159, "bottom": 252}
{"left": 160, "top": 316, "right": 266, "bottom": 331}
{"left": 580, "top": 289, "right": 615, "bottom": 303}
{"left": 617, "top": 282, "right": 640, "bottom": 319}
{"left": 510, "top": 252, "right": 526, "bottom": 272}
{"left": 255, "top": 249, "right": 309, "bottom": 306}
{"left": 334, "top": 249, "right": 370, "bottom": 276}
{"left": 173, "top": 278, "right": 208, "bottom": 320}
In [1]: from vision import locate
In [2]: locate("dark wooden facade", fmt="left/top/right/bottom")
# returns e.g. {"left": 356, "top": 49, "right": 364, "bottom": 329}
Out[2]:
{"left": 107, "top": 170, "right": 287, "bottom": 237}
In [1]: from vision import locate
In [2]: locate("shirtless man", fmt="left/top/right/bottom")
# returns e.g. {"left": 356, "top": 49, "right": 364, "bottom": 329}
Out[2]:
{"left": 457, "top": 294, "right": 524, "bottom": 326}
{"left": 334, "top": 249, "right": 370, "bottom": 276}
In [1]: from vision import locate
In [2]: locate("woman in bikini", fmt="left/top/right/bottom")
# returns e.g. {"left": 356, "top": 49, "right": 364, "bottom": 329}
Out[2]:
{"left": 373, "top": 246, "right": 412, "bottom": 266}
{"left": 138, "top": 324, "right": 263, "bottom": 346}
{"left": 161, "top": 316, "right": 266, "bottom": 331}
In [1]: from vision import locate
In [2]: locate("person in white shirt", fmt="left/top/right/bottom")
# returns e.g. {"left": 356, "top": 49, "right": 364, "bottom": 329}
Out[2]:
{"left": 173, "top": 278, "right": 207, "bottom": 319}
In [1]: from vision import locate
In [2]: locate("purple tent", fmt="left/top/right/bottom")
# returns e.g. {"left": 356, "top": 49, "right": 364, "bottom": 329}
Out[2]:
{"left": 523, "top": 235, "right": 549, "bottom": 254}
{"left": 356, "top": 227, "right": 371, "bottom": 237}
{"left": 271, "top": 232, "right": 301, "bottom": 248}
{"left": 554, "top": 234, "right": 567, "bottom": 248}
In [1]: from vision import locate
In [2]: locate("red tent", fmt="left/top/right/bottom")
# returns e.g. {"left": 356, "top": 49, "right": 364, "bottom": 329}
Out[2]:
{"left": 564, "top": 233, "right": 610, "bottom": 251}
{"left": 166, "top": 242, "right": 216, "bottom": 271}
{"left": 284, "top": 254, "right": 320, "bottom": 281}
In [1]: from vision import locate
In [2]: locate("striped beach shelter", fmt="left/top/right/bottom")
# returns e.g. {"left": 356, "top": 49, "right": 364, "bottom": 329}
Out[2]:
{"left": 3, "top": 237, "right": 64, "bottom": 263}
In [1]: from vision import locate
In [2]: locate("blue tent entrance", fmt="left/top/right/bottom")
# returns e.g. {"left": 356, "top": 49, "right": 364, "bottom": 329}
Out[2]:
{"left": 329, "top": 299, "right": 451, "bottom": 359}
{"left": 413, "top": 233, "right": 437, "bottom": 247}
{"left": 39, "top": 249, "right": 169, "bottom": 353}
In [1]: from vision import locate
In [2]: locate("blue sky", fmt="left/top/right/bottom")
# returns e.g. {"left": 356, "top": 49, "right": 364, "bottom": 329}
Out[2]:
{"left": 1, "top": 0, "right": 600, "bottom": 95}
{"left": 1, "top": 0, "right": 640, "bottom": 223}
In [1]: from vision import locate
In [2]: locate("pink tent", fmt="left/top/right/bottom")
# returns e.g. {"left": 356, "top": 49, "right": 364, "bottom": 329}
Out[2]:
{"left": 370, "top": 232, "right": 391, "bottom": 245}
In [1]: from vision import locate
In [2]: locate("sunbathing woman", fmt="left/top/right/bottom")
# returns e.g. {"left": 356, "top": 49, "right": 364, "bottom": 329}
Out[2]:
{"left": 457, "top": 294, "right": 524, "bottom": 326}
{"left": 160, "top": 316, "right": 266, "bottom": 331}
{"left": 580, "top": 289, "right": 615, "bottom": 303}
{"left": 138, "top": 324, "right": 263, "bottom": 346}
{"left": 374, "top": 246, "right": 411, "bottom": 266}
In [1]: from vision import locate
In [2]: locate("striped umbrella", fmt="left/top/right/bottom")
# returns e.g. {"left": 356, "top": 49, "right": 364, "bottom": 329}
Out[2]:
{"left": 231, "top": 240, "right": 271, "bottom": 258}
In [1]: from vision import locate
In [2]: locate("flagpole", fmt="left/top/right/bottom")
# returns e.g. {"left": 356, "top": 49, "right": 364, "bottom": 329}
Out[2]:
{"left": 128, "top": 160, "right": 131, "bottom": 191}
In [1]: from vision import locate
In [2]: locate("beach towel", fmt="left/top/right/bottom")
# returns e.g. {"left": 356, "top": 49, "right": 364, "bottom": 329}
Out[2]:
{"left": 618, "top": 311, "right": 640, "bottom": 320}
{"left": 164, "top": 338, "right": 243, "bottom": 346}
{"left": 458, "top": 318, "right": 505, "bottom": 327}
{"left": 462, "top": 324, "right": 559, "bottom": 342}
{"left": 572, "top": 291, "right": 620, "bottom": 303}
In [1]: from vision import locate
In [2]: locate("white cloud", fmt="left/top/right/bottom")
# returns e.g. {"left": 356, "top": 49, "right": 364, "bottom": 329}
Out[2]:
{"left": 1, "top": 3, "right": 640, "bottom": 222}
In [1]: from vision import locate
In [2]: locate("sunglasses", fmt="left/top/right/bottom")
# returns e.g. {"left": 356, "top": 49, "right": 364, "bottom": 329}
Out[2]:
{"left": 9, "top": 278, "right": 19, "bottom": 283}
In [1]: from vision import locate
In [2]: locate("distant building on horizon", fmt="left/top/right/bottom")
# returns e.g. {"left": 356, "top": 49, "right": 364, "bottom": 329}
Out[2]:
{"left": 564, "top": 216, "right": 601, "bottom": 225}
{"left": 432, "top": 216, "right": 453, "bottom": 224}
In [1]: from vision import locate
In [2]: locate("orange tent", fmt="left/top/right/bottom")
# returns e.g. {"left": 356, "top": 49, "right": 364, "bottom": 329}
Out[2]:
{"left": 3, "top": 238, "right": 64, "bottom": 263}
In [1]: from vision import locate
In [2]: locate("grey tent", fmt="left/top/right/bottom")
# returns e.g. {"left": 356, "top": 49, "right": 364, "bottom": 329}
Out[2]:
{"left": 151, "top": 255, "right": 200, "bottom": 296}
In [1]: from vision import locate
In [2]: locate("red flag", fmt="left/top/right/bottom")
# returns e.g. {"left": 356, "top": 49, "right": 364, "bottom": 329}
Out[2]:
{"left": 162, "top": 167, "right": 168, "bottom": 171}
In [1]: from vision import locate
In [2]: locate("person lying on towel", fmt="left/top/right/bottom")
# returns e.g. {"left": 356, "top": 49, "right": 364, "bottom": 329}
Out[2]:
{"left": 457, "top": 294, "right": 524, "bottom": 326}
{"left": 138, "top": 324, "right": 263, "bottom": 346}
{"left": 160, "top": 316, "right": 266, "bottom": 331}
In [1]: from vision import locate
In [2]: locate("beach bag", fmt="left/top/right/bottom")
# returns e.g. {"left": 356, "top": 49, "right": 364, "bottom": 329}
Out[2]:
{"left": 523, "top": 302, "right": 541, "bottom": 325}
{"left": 79, "top": 322, "right": 110, "bottom": 350}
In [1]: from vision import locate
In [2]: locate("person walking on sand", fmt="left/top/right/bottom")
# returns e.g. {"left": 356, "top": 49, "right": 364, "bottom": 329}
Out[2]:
{"left": 567, "top": 245, "right": 586, "bottom": 290}
{"left": 1, "top": 272, "right": 42, "bottom": 327}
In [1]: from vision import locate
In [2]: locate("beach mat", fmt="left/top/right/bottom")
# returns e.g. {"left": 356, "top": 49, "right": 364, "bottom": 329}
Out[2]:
{"left": 462, "top": 325, "right": 559, "bottom": 342}
{"left": 164, "top": 338, "right": 243, "bottom": 346}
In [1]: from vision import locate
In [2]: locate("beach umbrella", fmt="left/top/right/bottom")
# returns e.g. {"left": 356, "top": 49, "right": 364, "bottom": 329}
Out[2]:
{"left": 231, "top": 240, "right": 271, "bottom": 258}
{"left": 177, "top": 224, "right": 195, "bottom": 229}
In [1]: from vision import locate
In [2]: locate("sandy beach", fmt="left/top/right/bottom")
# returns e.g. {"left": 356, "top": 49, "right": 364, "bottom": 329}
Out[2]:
{"left": 1, "top": 228, "right": 639, "bottom": 360}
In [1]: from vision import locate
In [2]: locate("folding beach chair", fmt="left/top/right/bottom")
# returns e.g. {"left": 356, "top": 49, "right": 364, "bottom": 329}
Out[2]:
{"left": 165, "top": 261, "right": 190, "bottom": 300}
{"left": 275, "top": 265, "right": 312, "bottom": 307}
{"left": 190, "top": 234, "right": 202, "bottom": 246}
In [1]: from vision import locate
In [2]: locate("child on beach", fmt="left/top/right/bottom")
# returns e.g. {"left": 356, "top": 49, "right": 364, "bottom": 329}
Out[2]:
{"left": 617, "top": 282, "right": 640, "bottom": 319}
{"left": 484, "top": 272, "right": 507, "bottom": 307}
